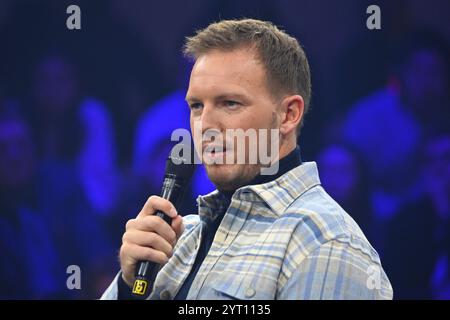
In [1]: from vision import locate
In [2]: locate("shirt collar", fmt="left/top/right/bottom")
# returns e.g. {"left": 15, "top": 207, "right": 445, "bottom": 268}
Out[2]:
{"left": 196, "top": 147, "right": 321, "bottom": 220}
{"left": 246, "top": 161, "right": 321, "bottom": 214}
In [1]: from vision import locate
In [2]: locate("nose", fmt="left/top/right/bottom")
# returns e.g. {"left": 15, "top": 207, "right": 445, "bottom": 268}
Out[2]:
{"left": 197, "top": 103, "right": 222, "bottom": 136}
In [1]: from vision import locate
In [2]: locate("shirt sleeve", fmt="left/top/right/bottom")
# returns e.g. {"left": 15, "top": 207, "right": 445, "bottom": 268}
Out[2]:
{"left": 277, "top": 239, "right": 393, "bottom": 300}
{"left": 99, "top": 272, "right": 120, "bottom": 300}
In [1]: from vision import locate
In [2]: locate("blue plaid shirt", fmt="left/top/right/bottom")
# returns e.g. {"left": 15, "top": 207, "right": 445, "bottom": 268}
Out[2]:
{"left": 101, "top": 161, "right": 393, "bottom": 300}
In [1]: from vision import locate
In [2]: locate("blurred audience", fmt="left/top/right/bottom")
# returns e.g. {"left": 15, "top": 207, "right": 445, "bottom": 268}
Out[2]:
{"left": 0, "top": 52, "right": 119, "bottom": 298}
{"left": 0, "top": 110, "right": 62, "bottom": 298}
{"left": 28, "top": 53, "right": 120, "bottom": 216}
{"left": 384, "top": 133, "right": 450, "bottom": 299}
{"left": 341, "top": 30, "right": 450, "bottom": 224}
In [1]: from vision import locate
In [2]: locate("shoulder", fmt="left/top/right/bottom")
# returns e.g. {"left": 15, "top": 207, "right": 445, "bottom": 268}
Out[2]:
{"left": 281, "top": 185, "right": 379, "bottom": 263}
{"left": 278, "top": 188, "right": 392, "bottom": 299}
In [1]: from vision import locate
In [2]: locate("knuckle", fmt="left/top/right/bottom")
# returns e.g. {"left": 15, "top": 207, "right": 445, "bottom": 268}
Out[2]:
{"left": 146, "top": 232, "right": 157, "bottom": 245}
{"left": 149, "top": 215, "right": 163, "bottom": 229}
{"left": 122, "top": 230, "right": 135, "bottom": 245}
{"left": 119, "top": 243, "right": 129, "bottom": 259}
{"left": 148, "top": 195, "right": 158, "bottom": 205}
{"left": 141, "top": 215, "right": 158, "bottom": 231}
{"left": 165, "top": 202, "right": 175, "bottom": 214}
{"left": 121, "top": 232, "right": 128, "bottom": 244}
{"left": 161, "top": 199, "right": 171, "bottom": 210}
{"left": 144, "top": 248, "right": 156, "bottom": 262}
{"left": 125, "top": 218, "right": 135, "bottom": 230}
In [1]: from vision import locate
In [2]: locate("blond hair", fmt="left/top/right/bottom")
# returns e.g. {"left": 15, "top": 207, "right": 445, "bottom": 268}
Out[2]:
{"left": 183, "top": 18, "right": 312, "bottom": 132}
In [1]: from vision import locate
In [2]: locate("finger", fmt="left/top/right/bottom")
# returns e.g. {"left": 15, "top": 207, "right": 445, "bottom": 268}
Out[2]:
{"left": 128, "top": 216, "right": 177, "bottom": 245}
{"left": 137, "top": 195, "right": 178, "bottom": 219}
{"left": 171, "top": 215, "right": 185, "bottom": 240}
{"left": 121, "top": 242, "right": 169, "bottom": 265}
{"left": 123, "top": 229, "right": 174, "bottom": 257}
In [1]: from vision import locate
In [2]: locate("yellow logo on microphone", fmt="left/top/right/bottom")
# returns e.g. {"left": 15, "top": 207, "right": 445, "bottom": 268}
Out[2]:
{"left": 132, "top": 279, "right": 148, "bottom": 295}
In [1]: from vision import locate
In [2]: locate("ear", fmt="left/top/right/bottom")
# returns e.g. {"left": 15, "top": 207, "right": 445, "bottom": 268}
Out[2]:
{"left": 279, "top": 95, "right": 304, "bottom": 136}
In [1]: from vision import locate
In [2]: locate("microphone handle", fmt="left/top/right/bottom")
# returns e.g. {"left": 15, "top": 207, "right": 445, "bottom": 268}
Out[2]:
{"left": 131, "top": 175, "right": 184, "bottom": 298}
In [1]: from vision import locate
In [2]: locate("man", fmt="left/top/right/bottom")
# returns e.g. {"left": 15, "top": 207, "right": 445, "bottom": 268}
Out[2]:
{"left": 101, "top": 19, "right": 392, "bottom": 300}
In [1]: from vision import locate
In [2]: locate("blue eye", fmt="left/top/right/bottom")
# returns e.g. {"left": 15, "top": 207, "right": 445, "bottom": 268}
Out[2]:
{"left": 189, "top": 103, "right": 203, "bottom": 110}
{"left": 224, "top": 100, "right": 240, "bottom": 108}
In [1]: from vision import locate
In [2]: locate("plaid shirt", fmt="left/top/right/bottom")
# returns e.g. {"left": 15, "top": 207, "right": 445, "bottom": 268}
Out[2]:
{"left": 101, "top": 161, "right": 393, "bottom": 300}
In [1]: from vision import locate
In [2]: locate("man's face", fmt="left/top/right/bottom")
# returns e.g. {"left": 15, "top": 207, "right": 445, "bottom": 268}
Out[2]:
{"left": 186, "top": 47, "right": 281, "bottom": 191}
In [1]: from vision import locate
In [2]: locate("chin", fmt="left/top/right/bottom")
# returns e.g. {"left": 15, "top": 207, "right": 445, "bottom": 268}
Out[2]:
{"left": 205, "top": 163, "right": 259, "bottom": 191}
{"left": 205, "top": 164, "right": 241, "bottom": 190}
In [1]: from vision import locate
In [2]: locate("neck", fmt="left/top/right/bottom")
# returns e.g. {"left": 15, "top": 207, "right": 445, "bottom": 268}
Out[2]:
{"left": 218, "top": 144, "right": 302, "bottom": 196}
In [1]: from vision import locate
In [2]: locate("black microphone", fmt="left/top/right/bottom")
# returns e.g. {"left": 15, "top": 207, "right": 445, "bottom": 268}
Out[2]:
{"left": 131, "top": 144, "right": 195, "bottom": 298}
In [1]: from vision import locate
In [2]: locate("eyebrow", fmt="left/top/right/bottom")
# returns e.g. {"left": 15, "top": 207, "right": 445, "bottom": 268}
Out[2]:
{"left": 185, "top": 93, "right": 250, "bottom": 103}
{"left": 185, "top": 95, "right": 199, "bottom": 103}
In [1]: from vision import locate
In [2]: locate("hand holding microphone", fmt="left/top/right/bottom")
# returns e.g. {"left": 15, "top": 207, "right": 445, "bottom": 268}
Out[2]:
{"left": 119, "top": 144, "right": 195, "bottom": 298}
{"left": 119, "top": 196, "right": 183, "bottom": 290}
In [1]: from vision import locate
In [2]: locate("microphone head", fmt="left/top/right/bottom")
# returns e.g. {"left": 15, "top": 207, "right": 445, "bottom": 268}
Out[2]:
{"left": 165, "top": 143, "right": 195, "bottom": 183}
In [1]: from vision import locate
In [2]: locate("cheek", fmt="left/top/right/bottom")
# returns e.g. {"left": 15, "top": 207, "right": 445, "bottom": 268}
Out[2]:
{"left": 190, "top": 118, "right": 202, "bottom": 146}
{"left": 230, "top": 108, "right": 273, "bottom": 131}
{"left": 192, "top": 134, "right": 203, "bottom": 157}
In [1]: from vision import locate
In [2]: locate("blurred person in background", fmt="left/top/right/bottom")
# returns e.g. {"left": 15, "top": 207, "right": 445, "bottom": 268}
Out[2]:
{"left": 28, "top": 52, "right": 120, "bottom": 217}
{"left": 0, "top": 109, "right": 63, "bottom": 298}
{"left": 19, "top": 53, "right": 119, "bottom": 298}
{"left": 384, "top": 133, "right": 450, "bottom": 299}
{"left": 341, "top": 30, "right": 450, "bottom": 230}
{"left": 0, "top": 101, "right": 116, "bottom": 299}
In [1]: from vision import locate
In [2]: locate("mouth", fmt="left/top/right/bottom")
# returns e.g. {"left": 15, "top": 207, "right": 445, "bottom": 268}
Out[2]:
{"left": 202, "top": 144, "right": 229, "bottom": 162}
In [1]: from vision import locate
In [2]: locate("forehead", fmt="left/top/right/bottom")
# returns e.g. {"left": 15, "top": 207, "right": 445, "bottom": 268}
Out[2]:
{"left": 188, "top": 48, "right": 267, "bottom": 94}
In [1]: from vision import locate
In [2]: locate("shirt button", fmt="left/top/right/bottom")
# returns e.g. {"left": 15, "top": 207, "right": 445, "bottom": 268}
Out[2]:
{"left": 160, "top": 290, "right": 171, "bottom": 300}
{"left": 245, "top": 287, "right": 256, "bottom": 298}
